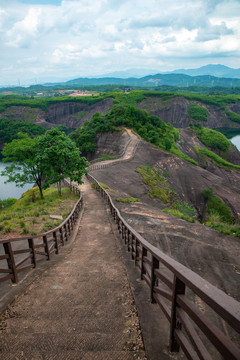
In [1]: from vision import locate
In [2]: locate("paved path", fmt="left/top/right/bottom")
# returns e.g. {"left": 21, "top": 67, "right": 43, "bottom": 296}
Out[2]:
{"left": 0, "top": 179, "right": 146, "bottom": 360}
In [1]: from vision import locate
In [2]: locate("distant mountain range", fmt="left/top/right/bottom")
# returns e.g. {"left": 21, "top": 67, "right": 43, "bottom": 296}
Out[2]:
{"left": 2, "top": 65, "right": 240, "bottom": 90}
{"left": 65, "top": 72, "right": 240, "bottom": 88}
{"left": 94, "top": 64, "right": 240, "bottom": 79}
{"left": 171, "top": 64, "right": 240, "bottom": 78}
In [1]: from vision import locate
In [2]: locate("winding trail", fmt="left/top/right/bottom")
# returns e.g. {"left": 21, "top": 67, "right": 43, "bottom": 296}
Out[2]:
{"left": 89, "top": 129, "right": 140, "bottom": 170}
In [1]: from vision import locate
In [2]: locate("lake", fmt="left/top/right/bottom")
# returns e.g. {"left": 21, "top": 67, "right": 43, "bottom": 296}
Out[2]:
{"left": 0, "top": 162, "right": 33, "bottom": 200}
{"left": 230, "top": 135, "right": 240, "bottom": 151}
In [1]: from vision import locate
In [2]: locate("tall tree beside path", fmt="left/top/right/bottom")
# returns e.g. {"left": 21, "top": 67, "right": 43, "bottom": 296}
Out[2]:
{"left": 36, "top": 127, "right": 89, "bottom": 195}
{"left": 1, "top": 128, "right": 89, "bottom": 198}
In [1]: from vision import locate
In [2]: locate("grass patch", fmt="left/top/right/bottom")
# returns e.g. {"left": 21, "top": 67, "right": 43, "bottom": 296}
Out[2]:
{"left": 188, "top": 104, "right": 208, "bottom": 121}
{"left": 75, "top": 111, "right": 88, "bottom": 120}
{"left": 202, "top": 188, "right": 234, "bottom": 223}
{"left": 194, "top": 147, "right": 240, "bottom": 170}
{"left": 163, "top": 200, "right": 196, "bottom": 223}
{"left": 92, "top": 154, "right": 117, "bottom": 163}
{"left": 226, "top": 111, "right": 240, "bottom": 124}
{"left": 171, "top": 145, "right": 198, "bottom": 165}
{"left": 99, "top": 182, "right": 109, "bottom": 189}
{"left": 0, "top": 185, "right": 79, "bottom": 237}
{"left": 191, "top": 125, "right": 230, "bottom": 152}
{"left": 163, "top": 208, "right": 196, "bottom": 223}
{"left": 136, "top": 165, "right": 177, "bottom": 204}
{"left": 205, "top": 214, "right": 240, "bottom": 237}
{"left": 202, "top": 188, "right": 239, "bottom": 238}
{"left": 115, "top": 197, "right": 140, "bottom": 203}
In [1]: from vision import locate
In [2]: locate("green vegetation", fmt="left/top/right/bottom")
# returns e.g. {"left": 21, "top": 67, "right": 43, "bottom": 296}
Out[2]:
{"left": 70, "top": 104, "right": 197, "bottom": 165}
{"left": 182, "top": 93, "right": 240, "bottom": 110}
{"left": 192, "top": 125, "right": 230, "bottom": 152}
{"left": 0, "top": 94, "right": 110, "bottom": 113}
{"left": 226, "top": 111, "right": 240, "bottom": 124}
{"left": 1, "top": 128, "right": 89, "bottom": 198}
{"left": 1, "top": 91, "right": 240, "bottom": 116}
{"left": 170, "top": 146, "right": 198, "bottom": 165}
{"left": 163, "top": 200, "right": 196, "bottom": 223}
{"left": 0, "top": 198, "right": 17, "bottom": 210}
{"left": 136, "top": 165, "right": 176, "bottom": 204}
{"left": 202, "top": 188, "right": 239, "bottom": 237}
{"left": 136, "top": 165, "right": 196, "bottom": 222}
{"left": 194, "top": 147, "right": 240, "bottom": 170}
{"left": 0, "top": 186, "right": 79, "bottom": 236}
{"left": 202, "top": 188, "right": 233, "bottom": 223}
{"left": 99, "top": 182, "right": 109, "bottom": 189}
{"left": 188, "top": 104, "right": 208, "bottom": 121}
{"left": 0, "top": 118, "right": 46, "bottom": 159}
{"left": 75, "top": 111, "right": 88, "bottom": 120}
{"left": 92, "top": 154, "right": 116, "bottom": 163}
{"left": 115, "top": 197, "right": 140, "bottom": 203}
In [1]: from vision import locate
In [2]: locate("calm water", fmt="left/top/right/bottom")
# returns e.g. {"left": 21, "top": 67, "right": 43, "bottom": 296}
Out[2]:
{"left": 230, "top": 135, "right": 240, "bottom": 151}
{"left": 0, "top": 162, "right": 33, "bottom": 200}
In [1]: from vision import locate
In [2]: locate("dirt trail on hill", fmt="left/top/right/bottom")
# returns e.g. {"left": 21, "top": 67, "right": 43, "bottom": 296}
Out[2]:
{"left": 89, "top": 129, "right": 140, "bottom": 170}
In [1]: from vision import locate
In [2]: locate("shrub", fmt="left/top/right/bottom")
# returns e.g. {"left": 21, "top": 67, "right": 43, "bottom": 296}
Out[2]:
{"left": 202, "top": 188, "right": 234, "bottom": 223}
{"left": 0, "top": 198, "right": 17, "bottom": 210}
{"left": 188, "top": 104, "right": 208, "bottom": 121}
{"left": 194, "top": 147, "right": 240, "bottom": 170}
{"left": 226, "top": 111, "right": 240, "bottom": 124}
{"left": 163, "top": 208, "right": 196, "bottom": 223}
{"left": 115, "top": 197, "right": 140, "bottom": 203}
{"left": 193, "top": 127, "right": 230, "bottom": 152}
{"left": 136, "top": 165, "right": 177, "bottom": 204}
{"left": 99, "top": 182, "right": 109, "bottom": 189}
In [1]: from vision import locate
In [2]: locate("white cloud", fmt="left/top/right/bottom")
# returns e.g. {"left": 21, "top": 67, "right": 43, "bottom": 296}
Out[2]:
{"left": 0, "top": 0, "right": 240, "bottom": 86}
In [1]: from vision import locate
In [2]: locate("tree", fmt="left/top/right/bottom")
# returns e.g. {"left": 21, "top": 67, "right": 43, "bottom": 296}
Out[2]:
{"left": 1, "top": 132, "right": 46, "bottom": 198}
{"left": 36, "top": 127, "right": 89, "bottom": 195}
{"left": 1, "top": 129, "right": 89, "bottom": 198}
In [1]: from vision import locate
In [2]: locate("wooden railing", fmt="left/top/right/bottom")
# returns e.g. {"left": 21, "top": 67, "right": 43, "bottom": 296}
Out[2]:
{"left": 88, "top": 174, "right": 240, "bottom": 360}
{"left": 0, "top": 180, "right": 82, "bottom": 284}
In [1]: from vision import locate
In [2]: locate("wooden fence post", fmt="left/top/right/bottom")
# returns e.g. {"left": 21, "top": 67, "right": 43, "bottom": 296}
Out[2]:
{"left": 28, "top": 238, "right": 37, "bottom": 268}
{"left": 60, "top": 226, "right": 64, "bottom": 246}
{"left": 3, "top": 242, "right": 18, "bottom": 283}
{"left": 64, "top": 223, "right": 68, "bottom": 241}
{"left": 169, "top": 276, "right": 186, "bottom": 352}
{"left": 43, "top": 235, "right": 50, "bottom": 260}
{"left": 53, "top": 231, "right": 59, "bottom": 254}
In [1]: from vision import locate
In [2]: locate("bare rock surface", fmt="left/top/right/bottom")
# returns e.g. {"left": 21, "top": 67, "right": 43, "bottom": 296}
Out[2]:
{"left": 90, "top": 134, "right": 240, "bottom": 302}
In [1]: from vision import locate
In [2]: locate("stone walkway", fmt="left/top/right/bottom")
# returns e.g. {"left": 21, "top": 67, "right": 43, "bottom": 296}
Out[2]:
{"left": 0, "top": 179, "right": 146, "bottom": 360}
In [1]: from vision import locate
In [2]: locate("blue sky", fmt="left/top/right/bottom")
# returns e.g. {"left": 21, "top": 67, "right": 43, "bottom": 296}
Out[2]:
{"left": 0, "top": 0, "right": 240, "bottom": 86}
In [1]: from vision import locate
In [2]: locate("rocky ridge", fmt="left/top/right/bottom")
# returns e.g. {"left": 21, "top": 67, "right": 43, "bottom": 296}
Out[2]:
{"left": 1, "top": 96, "right": 240, "bottom": 131}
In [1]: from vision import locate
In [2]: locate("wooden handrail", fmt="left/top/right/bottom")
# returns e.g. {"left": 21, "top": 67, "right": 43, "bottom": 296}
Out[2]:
{"left": 0, "top": 180, "right": 82, "bottom": 284}
{"left": 87, "top": 173, "right": 240, "bottom": 360}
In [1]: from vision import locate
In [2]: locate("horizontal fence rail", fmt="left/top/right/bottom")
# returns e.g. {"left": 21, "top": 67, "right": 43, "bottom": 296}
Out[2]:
{"left": 0, "top": 179, "right": 82, "bottom": 284}
{"left": 87, "top": 173, "right": 240, "bottom": 360}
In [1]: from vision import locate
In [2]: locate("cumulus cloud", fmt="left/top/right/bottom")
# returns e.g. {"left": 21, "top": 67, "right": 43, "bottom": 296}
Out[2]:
{"left": 0, "top": 0, "right": 239, "bottom": 86}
